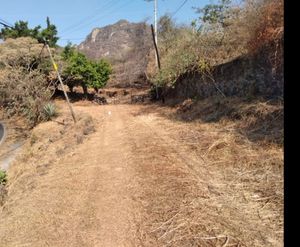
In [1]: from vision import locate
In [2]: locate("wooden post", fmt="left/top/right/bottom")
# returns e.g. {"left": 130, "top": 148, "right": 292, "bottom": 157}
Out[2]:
{"left": 151, "top": 24, "right": 161, "bottom": 100}
{"left": 151, "top": 24, "right": 161, "bottom": 70}
{"left": 45, "top": 43, "right": 77, "bottom": 123}
{"left": 0, "top": 122, "right": 6, "bottom": 146}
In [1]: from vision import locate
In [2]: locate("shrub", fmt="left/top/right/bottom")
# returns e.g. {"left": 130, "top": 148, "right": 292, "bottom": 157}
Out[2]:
{"left": 0, "top": 37, "right": 56, "bottom": 126}
{"left": 246, "top": 0, "right": 283, "bottom": 53}
{"left": 0, "top": 68, "right": 52, "bottom": 125}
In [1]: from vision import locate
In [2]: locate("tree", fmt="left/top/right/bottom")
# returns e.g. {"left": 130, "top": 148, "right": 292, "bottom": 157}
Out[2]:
{"left": 157, "top": 14, "right": 179, "bottom": 52}
{"left": 89, "top": 59, "right": 112, "bottom": 92}
{"left": 0, "top": 21, "right": 40, "bottom": 39}
{"left": 0, "top": 17, "right": 58, "bottom": 47}
{"left": 194, "top": 0, "right": 232, "bottom": 30}
{"left": 38, "top": 17, "right": 59, "bottom": 47}
{"left": 158, "top": 14, "right": 175, "bottom": 37}
{"left": 61, "top": 46, "right": 112, "bottom": 94}
{"left": 61, "top": 42, "right": 76, "bottom": 60}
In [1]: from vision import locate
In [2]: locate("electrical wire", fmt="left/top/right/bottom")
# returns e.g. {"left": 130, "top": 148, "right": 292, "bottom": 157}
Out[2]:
{"left": 0, "top": 18, "right": 13, "bottom": 27}
{"left": 0, "top": 20, "right": 13, "bottom": 29}
{"left": 171, "top": 0, "right": 188, "bottom": 17}
{"left": 62, "top": 0, "right": 133, "bottom": 36}
{"left": 61, "top": 0, "right": 123, "bottom": 35}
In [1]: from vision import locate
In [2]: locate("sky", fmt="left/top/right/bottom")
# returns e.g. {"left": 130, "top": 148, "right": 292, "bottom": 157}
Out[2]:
{"left": 1, "top": 0, "right": 211, "bottom": 46}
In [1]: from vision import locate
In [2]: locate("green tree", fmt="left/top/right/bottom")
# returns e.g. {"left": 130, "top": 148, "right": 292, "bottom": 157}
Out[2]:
{"left": 0, "top": 17, "right": 58, "bottom": 47}
{"left": 38, "top": 17, "right": 59, "bottom": 47}
{"left": 61, "top": 42, "right": 76, "bottom": 60}
{"left": 62, "top": 47, "right": 112, "bottom": 94}
{"left": 0, "top": 21, "right": 40, "bottom": 39}
{"left": 89, "top": 59, "right": 112, "bottom": 92}
{"left": 194, "top": 0, "right": 232, "bottom": 30}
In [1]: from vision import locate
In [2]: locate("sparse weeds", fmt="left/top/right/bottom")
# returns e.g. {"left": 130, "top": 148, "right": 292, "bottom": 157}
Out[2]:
{"left": 0, "top": 169, "right": 6, "bottom": 185}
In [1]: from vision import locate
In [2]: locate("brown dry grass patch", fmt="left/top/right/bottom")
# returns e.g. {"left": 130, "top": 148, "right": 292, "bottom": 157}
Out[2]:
{"left": 132, "top": 98, "right": 283, "bottom": 246}
{"left": 1, "top": 103, "right": 95, "bottom": 208}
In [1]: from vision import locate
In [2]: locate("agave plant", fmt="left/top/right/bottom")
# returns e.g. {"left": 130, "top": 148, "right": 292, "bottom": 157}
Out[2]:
{"left": 43, "top": 102, "right": 57, "bottom": 121}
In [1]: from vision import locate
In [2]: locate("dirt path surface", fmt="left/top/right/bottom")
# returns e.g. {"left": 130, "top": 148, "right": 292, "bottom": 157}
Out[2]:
{"left": 0, "top": 103, "right": 283, "bottom": 247}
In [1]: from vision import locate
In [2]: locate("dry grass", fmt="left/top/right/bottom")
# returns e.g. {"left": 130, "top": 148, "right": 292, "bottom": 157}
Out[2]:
{"left": 132, "top": 99, "right": 283, "bottom": 246}
{"left": 0, "top": 101, "right": 283, "bottom": 246}
{"left": 0, "top": 37, "right": 58, "bottom": 126}
{"left": 3, "top": 102, "right": 95, "bottom": 206}
{"left": 246, "top": 0, "right": 284, "bottom": 53}
{"left": 175, "top": 97, "right": 283, "bottom": 145}
{"left": 152, "top": 0, "right": 283, "bottom": 91}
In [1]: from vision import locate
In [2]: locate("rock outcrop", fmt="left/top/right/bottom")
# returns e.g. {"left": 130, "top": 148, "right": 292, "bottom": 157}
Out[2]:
{"left": 78, "top": 20, "right": 153, "bottom": 87}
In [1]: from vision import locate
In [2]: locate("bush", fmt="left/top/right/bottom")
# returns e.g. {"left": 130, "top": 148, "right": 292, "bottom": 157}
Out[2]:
{"left": 246, "top": 0, "right": 283, "bottom": 53}
{"left": 0, "top": 37, "right": 55, "bottom": 126}
{"left": 0, "top": 68, "right": 53, "bottom": 125}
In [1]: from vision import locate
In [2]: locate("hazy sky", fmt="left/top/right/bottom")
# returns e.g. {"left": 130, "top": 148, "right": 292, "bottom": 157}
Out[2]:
{"left": 1, "top": 0, "right": 211, "bottom": 46}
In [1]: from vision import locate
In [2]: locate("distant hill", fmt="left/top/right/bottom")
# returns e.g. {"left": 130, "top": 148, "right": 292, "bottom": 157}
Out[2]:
{"left": 78, "top": 20, "right": 153, "bottom": 87}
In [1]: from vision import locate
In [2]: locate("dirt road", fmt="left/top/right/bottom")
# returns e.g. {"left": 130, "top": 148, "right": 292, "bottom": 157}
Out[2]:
{"left": 0, "top": 103, "right": 283, "bottom": 246}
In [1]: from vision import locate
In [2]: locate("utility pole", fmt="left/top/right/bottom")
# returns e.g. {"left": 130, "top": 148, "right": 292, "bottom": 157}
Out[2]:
{"left": 151, "top": 24, "right": 161, "bottom": 70}
{"left": 153, "top": 0, "right": 160, "bottom": 100}
{"left": 44, "top": 42, "right": 77, "bottom": 123}
{"left": 153, "top": 0, "right": 158, "bottom": 69}
{"left": 154, "top": 0, "right": 158, "bottom": 46}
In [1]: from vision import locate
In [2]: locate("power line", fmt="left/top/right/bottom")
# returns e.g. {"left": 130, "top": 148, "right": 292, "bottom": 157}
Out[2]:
{"left": 61, "top": 0, "right": 123, "bottom": 35}
{"left": 0, "top": 21, "right": 12, "bottom": 28}
{"left": 61, "top": 0, "right": 118, "bottom": 33}
{"left": 0, "top": 18, "right": 13, "bottom": 27}
{"left": 0, "top": 19, "right": 13, "bottom": 29}
{"left": 61, "top": 0, "right": 134, "bottom": 36}
{"left": 171, "top": 0, "right": 188, "bottom": 17}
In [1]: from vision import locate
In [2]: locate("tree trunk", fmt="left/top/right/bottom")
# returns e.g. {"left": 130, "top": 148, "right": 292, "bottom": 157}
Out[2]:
{"left": 82, "top": 83, "right": 88, "bottom": 96}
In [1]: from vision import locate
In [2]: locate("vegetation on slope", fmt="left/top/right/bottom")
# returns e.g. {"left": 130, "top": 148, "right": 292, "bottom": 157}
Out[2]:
{"left": 0, "top": 37, "right": 55, "bottom": 125}
{"left": 150, "top": 0, "right": 283, "bottom": 91}
{"left": 0, "top": 20, "right": 112, "bottom": 125}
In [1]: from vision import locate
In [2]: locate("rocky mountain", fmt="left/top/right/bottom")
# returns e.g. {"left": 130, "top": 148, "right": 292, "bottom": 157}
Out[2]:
{"left": 78, "top": 20, "right": 153, "bottom": 87}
